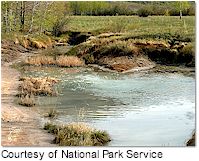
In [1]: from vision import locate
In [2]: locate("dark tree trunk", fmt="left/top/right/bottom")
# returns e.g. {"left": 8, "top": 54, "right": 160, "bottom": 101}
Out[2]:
{"left": 20, "top": 1, "right": 25, "bottom": 31}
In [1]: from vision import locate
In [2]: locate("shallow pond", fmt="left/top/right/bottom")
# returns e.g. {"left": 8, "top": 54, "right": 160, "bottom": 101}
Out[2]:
{"left": 24, "top": 66, "right": 195, "bottom": 146}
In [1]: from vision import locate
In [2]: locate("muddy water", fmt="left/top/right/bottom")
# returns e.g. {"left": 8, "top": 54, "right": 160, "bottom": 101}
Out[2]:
{"left": 24, "top": 66, "right": 195, "bottom": 146}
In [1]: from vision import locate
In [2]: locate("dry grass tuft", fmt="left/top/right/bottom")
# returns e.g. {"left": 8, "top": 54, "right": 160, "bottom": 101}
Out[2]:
{"left": 25, "top": 55, "right": 84, "bottom": 67}
{"left": 18, "top": 77, "right": 58, "bottom": 96}
{"left": 25, "top": 56, "right": 55, "bottom": 66}
{"left": 30, "top": 40, "right": 47, "bottom": 49}
{"left": 45, "top": 108, "right": 59, "bottom": 118}
{"left": 44, "top": 122, "right": 111, "bottom": 146}
{"left": 56, "top": 56, "right": 84, "bottom": 67}
{"left": 18, "top": 94, "right": 35, "bottom": 107}
{"left": 18, "top": 77, "right": 59, "bottom": 107}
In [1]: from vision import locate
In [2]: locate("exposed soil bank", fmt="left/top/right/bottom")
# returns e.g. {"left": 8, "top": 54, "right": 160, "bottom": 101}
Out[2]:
{"left": 66, "top": 33, "right": 195, "bottom": 73}
{"left": 1, "top": 53, "right": 54, "bottom": 146}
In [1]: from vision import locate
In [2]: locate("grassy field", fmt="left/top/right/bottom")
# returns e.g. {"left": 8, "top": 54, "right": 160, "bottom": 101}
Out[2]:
{"left": 67, "top": 16, "right": 195, "bottom": 39}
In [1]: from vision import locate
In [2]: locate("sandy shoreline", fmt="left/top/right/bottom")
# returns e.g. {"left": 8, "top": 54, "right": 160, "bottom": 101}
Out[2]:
{"left": 1, "top": 55, "right": 54, "bottom": 146}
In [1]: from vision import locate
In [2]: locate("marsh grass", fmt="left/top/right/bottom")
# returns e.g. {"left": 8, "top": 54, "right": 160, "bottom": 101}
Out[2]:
{"left": 25, "top": 55, "right": 84, "bottom": 67}
{"left": 44, "top": 122, "right": 111, "bottom": 146}
{"left": 18, "top": 77, "right": 58, "bottom": 96}
{"left": 44, "top": 122, "right": 60, "bottom": 134}
{"left": 45, "top": 108, "right": 58, "bottom": 119}
{"left": 18, "top": 94, "right": 35, "bottom": 107}
{"left": 18, "top": 77, "right": 59, "bottom": 107}
{"left": 25, "top": 56, "right": 55, "bottom": 66}
{"left": 56, "top": 56, "right": 84, "bottom": 67}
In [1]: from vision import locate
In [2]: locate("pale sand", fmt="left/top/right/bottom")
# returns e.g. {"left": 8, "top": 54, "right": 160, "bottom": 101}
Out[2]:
{"left": 1, "top": 55, "right": 54, "bottom": 146}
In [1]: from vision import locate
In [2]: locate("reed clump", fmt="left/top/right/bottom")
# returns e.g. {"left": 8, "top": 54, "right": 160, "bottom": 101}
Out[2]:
{"left": 45, "top": 108, "right": 59, "bottom": 119}
{"left": 56, "top": 56, "right": 84, "bottom": 67}
{"left": 18, "top": 77, "right": 59, "bottom": 107}
{"left": 25, "top": 56, "right": 55, "bottom": 66}
{"left": 44, "top": 122, "right": 111, "bottom": 146}
{"left": 18, "top": 94, "right": 35, "bottom": 107}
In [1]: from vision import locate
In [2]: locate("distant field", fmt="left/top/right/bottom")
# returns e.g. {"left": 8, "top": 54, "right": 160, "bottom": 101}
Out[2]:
{"left": 67, "top": 16, "right": 195, "bottom": 39}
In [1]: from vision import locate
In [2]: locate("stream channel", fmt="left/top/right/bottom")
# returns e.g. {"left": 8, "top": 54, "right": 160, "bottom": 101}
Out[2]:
{"left": 23, "top": 65, "right": 195, "bottom": 146}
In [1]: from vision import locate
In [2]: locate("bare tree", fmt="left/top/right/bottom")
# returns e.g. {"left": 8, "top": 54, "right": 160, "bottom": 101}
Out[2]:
{"left": 20, "top": 1, "right": 25, "bottom": 31}
{"left": 13, "top": 1, "right": 19, "bottom": 31}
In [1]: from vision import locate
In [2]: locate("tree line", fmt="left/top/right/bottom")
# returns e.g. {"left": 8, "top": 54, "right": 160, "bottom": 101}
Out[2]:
{"left": 1, "top": 1, "right": 195, "bottom": 34}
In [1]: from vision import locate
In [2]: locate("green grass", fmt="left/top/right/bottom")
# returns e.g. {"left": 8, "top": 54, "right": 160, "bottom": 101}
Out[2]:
{"left": 2, "top": 16, "right": 195, "bottom": 42}
{"left": 66, "top": 16, "right": 195, "bottom": 39}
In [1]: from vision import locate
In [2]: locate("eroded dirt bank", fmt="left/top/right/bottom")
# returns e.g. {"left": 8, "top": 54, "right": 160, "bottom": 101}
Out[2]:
{"left": 1, "top": 53, "right": 54, "bottom": 146}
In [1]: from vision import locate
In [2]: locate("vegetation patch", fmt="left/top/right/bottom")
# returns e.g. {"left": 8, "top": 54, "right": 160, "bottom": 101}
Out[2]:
{"left": 25, "top": 55, "right": 84, "bottom": 67}
{"left": 137, "top": 7, "right": 152, "bottom": 17}
{"left": 44, "top": 122, "right": 111, "bottom": 146}
{"left": 25, "top": 56, "right": 55, "bottom": 66}
{"left": 18, "top": 94, "right": 35, "bottom": 107}
{"left": 12, "top": 34, "right": 54, "bottom": 49}
{"left": 18, "top": 77, "right": 59, "bottom": 107}
{"left": 56, "top": 56, "right": 84, "bottom": 67}
{"left": 67, "top": 35, "right": 194, "bottom": 72}
{"left": 44, "top": 109, "right": 59, "bottom": 119}
{"left": 18, "top": 77, "right": 59, "bottom": 96}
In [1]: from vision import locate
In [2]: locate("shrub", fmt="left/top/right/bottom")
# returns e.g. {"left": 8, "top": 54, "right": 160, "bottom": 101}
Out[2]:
{"left": 52, "top": 17, "right": 70, "bottom": 37}
{"left": 44, "top": 122, "right": 60, "bottom": 134}
{"left": 137, "top": 7, "right": 151, "bottom": 17}
{"left": 178, "top": 43, "right": 195, "bottom": 66}
{"left": 83, "top": 54, "right": 95, "bottom": 64}
{"left": 91, "top": 130, "right": 111, "bottom": 146}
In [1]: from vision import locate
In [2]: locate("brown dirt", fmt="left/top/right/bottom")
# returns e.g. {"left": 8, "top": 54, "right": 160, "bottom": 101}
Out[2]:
{"left": 1, "top": 54, "right": 54, "bottom": 146}
{"left": 98, "top": 56, "right": 155, "bottom": 72}
{"left": 1, "top": 40, "right": 28, "bottom": 64}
